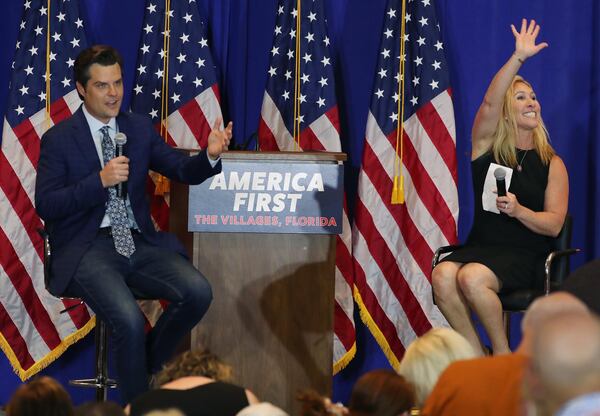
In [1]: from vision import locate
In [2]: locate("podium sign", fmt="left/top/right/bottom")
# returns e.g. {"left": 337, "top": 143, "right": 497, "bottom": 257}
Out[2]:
{"left": 188, "top": 156, "right": 344, "bottom": 234}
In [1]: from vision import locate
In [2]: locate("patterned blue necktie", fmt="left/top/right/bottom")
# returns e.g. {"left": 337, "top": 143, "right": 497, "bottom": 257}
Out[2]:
{"left": 100, "top": 126, "right": 135, "bottom": 258}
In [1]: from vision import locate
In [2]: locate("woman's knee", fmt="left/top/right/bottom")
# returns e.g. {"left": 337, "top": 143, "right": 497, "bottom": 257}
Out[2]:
{"left": 456, "top": 265, "right": 495, "bottom": 298}
{"left": 431, "top": 263, "right": 459, "bottom": 300}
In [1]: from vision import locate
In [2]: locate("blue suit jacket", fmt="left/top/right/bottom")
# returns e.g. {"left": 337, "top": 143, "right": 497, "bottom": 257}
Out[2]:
{"left": 35, "top": 107, "right": 221, "bottom": 295}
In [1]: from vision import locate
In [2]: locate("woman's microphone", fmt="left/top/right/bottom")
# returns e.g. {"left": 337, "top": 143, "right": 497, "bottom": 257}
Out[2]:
{"left": 494, "top": 167, "right": 507, "bottom": 197}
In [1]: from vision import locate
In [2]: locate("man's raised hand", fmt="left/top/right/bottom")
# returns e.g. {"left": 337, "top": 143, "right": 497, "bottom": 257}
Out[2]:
{"left": 207, "top": 117, "right": 233, "bottom": 160}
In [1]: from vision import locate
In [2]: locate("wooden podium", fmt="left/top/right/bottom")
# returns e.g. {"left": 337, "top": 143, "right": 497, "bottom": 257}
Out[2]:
{"left": 169, "top": 151, "right": 346, "bottom": 413}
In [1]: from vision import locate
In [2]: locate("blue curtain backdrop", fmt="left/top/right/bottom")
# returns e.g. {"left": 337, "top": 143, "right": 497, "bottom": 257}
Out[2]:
{"left": 1, "top": 0, "right": 599, "bottom": 405}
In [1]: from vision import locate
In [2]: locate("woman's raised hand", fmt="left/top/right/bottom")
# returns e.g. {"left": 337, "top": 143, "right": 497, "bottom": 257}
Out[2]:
{"left": 511, "top": 18, "right": 548, "bottom": 62}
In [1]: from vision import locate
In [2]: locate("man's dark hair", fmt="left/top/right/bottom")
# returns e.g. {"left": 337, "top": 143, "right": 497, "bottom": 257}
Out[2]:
{"left": 74, "top": 45, "right": 123, "bottom": 88}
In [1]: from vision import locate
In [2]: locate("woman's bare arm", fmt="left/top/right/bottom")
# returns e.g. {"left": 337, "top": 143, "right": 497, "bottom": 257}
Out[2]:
{"left": 498, "top": 156, "right": 569, "bottom": 236}
{"left": 471, "top": 19, "right": 548, "bottom": 158}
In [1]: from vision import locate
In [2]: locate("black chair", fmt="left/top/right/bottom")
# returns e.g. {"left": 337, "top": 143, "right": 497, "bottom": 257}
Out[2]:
{"left": 431, "top": 214, "right": 580, "bottom": 344}
{"left": 39, "top": 229, "right": 116, "bottom": 401}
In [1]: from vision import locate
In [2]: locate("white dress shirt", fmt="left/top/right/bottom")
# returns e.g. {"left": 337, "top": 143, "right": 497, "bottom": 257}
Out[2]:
{"left": 81, "top": 104, "right": 139, "bottom": 230}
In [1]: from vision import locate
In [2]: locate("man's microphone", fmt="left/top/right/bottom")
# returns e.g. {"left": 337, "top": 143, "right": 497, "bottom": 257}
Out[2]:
{"left": 494, "top": 167, "right": 507, "bottom": 197}
{"left": 114, "top": 132, "right": 127, "bottom": 199}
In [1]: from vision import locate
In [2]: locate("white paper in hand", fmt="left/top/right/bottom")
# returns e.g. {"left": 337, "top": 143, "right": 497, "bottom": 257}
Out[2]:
{"left": 482, "top": 163, "right": 513, "bottom": 214}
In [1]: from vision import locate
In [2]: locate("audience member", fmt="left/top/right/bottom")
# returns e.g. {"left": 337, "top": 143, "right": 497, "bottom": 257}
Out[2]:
{"left": 236, "top": 403, "right": 290, "bottom": 416}
{"left": 128, "top": 349, "right": 258, "bottom": 416}
{"left": 398, "top": 327, "right": 476, "bottom": 407}
{"left": 525, "top": 312, "right": 600, "bottom": 415}
{"left": 297, "top": 389, "right": 347, "bottom": 416}
{"left": 5, "top": 376, "right": 74, "bottom": 416}
{"left": 561, "top": 259, "right": 600, "bottom": 315}
{"left": 75, "top": 401, "right": 125, "bottom": 416}
{"left": 141, "top": 411, "right": 184, "bottom": 416}
{"left": 347, "top": 369, "right": 414, "bottom": 416}
{"left": 421, "top": 292, "right": 589, "bottom": 415}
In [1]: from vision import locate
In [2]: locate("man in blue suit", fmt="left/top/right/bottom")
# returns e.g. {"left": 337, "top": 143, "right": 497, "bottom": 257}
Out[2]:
{"left": 35, "top": 45, "right": 232, "bottom": 402}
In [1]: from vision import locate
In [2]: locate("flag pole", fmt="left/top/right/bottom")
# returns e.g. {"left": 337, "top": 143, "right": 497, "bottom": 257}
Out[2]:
{"left": 391, "top": 0, "right": 407, "bottom": 205}
{"left": 292, "top": 0, "right": 302, "bottom": 151}
{"left": 156, "top": 0, "right": 172, "bottom": 195}
{"left": 44, "top": 0, "right": 51, "bottom": 132}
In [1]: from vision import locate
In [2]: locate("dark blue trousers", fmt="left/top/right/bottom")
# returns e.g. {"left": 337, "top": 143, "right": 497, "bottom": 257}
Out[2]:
{"left": 67, "top": 232, "right": 212, "bottom": 403}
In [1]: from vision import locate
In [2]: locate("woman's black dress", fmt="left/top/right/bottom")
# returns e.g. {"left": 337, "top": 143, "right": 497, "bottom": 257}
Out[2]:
{"left": 441, "top": 150, "right": 552, "bottom": 292}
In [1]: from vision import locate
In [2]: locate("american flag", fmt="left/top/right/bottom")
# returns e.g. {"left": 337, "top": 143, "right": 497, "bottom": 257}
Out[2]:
{"left": 130, "top": 0, "right": 223, "bottom": 232}
{"left": 0, "top": 0, "right": 93, "bottom": 379}
{"left": 352, "top": 0, "right": 458, "bottom": 368}
{"left": 257, "top": 0, "right": 355, "bottom": 372}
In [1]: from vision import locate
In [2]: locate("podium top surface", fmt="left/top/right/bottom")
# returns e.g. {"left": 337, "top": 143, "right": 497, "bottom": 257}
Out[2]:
{"left": 224, "top": 151, "right": 347, "bottom": 162}
{"left": 180, "top": 150, "right": 347, "bottom": 163}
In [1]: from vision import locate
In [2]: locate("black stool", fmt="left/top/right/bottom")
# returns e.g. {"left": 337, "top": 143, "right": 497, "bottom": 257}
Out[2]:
{"left": 39, "top": 229, "right": 116, "bottom": 401}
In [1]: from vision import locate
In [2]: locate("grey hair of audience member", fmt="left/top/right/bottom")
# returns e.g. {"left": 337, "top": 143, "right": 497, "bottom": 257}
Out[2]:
{"left": 518, "top": 291, "right": 590, "bottom": 354}
{"left": 527, "top": 312, "right": 600, "bottom": 414}
{"left": 521, "top": 292, "right": 589, "bottom": 334}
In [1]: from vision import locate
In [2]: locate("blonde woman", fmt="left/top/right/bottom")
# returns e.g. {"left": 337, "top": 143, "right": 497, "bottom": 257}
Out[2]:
{"left": 399, "top": 328, "right": 476, "bottom": 407}
{"left": 431, "top": 19, "right": 568, "bottom": 356}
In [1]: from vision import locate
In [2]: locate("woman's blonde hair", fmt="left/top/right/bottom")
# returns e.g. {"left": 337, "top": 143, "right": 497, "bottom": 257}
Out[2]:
{"left": 492, "top": 75, "right": 555, "bottom": 167}
{"left": 398, "top": 328, "right": 476, "bottom": 407}
{"left": 154, "top": 349, "right": 233, "bottom": 386}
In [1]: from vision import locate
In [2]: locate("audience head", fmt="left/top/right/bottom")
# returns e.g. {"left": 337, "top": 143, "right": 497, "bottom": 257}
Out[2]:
{"left": 141, "top": 410, "right": 184, "bottom": 416}
{"left": 6, "top": 376, "right": 74, "bottom": 416}
{"left": 519, "top": 291, "right": 590, "bottom": 354}
{"left": 348, "top": 369, "right": 414, "bottom": 416}
{"left": 525, "top": 312, "right": 600, "bottom": 415}
{"left": 236, "top": 402, "right": 290, "bottom": 416}
{"left": 154, "top": 349, "right": 233, "bottom": 387}
{"left": 297, "top": 389, "right": 347, "bottom": 416}
{"left": 398, "top": 327, "right": 476, "bottom": 406}
{"left": 74, "top": 401, "right": 125, "bottom": 416}
{"left": 562, "top": 259, "right": 600, "bottom": 315}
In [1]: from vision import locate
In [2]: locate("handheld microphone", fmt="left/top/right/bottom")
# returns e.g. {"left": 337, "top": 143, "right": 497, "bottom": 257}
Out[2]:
{"left": 494, "top": 167, "right": 507, "bottom": 197}
{"left": 114, "top": 132, "right": 127, "bottom": 199}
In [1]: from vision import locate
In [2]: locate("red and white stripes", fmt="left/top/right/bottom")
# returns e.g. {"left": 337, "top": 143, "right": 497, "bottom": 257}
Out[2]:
{"left": 259, "top": 91, "right": 356, "bottom": 373}
{"left": 0, "top": 90, "right": 94, "bottom": 379}
{"left": 352, "top": 90, "right": 458, "bottom": 368}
